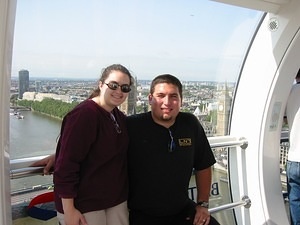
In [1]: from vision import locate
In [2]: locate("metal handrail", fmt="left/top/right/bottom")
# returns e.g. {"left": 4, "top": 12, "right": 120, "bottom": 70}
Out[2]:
{"left": 10, "top": 166, "right": 45, "bottom": 179}
{"left": 10, "top": 131, "right": 288, "bottom": 178}
{"left": 209, "top": 196, "right": 251, "bottom": 214}
{"left": 10, "top": 136, "right": 249, "bottom": 179}
{"left": 10, "top": 155, "right": 51, "bottom": 170}
{"left": 208, "top": 136, "right": 248, "bottom": 149}
{"left": 10, "top": 155, "right": 51, "bottom": 179}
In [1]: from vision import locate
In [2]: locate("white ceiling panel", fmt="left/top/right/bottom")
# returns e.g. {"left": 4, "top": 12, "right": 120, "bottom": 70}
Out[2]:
{"left": 211, "top": 0, "right": 290, "bottom": 13}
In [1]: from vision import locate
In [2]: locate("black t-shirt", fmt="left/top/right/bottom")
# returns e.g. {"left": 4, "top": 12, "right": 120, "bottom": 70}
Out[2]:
{"left": 127, "top": 112, "right": 216, "bottom": 216}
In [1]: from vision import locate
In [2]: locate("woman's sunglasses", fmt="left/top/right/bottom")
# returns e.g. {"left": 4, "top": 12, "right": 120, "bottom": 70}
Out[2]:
{"left": 105, "top": 81, "right": 131, "bottom": 93}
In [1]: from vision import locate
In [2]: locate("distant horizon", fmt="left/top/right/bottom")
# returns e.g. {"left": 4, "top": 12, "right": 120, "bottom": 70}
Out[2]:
{"left": 10, "top": 75, "right": 235, "bottom": 84}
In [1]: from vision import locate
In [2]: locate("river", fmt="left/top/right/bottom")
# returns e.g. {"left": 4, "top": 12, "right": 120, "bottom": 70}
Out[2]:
{"left": 10, "top": 110, "right": 61, "bottom": 192}
{"left": 10, "top": 110, "right": 61, "bottom": 159}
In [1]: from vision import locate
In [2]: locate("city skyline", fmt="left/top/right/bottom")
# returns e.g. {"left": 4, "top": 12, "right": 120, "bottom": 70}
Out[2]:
{"left": 10, "top": 72, "right": 236, "bottom": 85}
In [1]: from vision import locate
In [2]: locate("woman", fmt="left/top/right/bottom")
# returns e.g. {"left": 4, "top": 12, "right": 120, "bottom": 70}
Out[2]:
{"left": 54, "top": 64, "right": 133, "bottom": 225}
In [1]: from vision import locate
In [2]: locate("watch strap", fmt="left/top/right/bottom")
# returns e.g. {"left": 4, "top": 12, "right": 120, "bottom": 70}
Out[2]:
{"left": 197, "top": 201, "right": 209, "bottom": 208}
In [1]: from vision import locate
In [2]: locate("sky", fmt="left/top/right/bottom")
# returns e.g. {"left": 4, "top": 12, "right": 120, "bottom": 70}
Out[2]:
{"left": 11, "top": 0, "right": 262, "bottom": 81}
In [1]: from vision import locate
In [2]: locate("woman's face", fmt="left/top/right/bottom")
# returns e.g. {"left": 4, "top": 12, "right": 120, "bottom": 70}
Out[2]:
{"left": 99, "top": 70, "right": 131, "bottom": 109}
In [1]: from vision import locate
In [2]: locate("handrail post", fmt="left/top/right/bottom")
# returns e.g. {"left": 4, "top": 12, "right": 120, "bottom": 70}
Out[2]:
{"left": 209, "top": 195, "right": 251, "bottom": 214}
{"left": 239, "top": 137, "right": 248, "bottom": 150}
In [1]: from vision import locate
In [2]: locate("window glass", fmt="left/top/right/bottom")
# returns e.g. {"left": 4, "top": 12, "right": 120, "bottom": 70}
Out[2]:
{"left": 10, "top": 1, "right": 263, "bottom": 223}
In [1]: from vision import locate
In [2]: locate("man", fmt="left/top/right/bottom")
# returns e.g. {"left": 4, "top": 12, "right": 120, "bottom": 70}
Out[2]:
{"left": 32, "top": 74, "right": 219, "bottom": 225}
{"left": 126, "top": 74, "right": 218, "bottom": 225}
{"left": 285, "top": 68, "right": 300, "bottom": 225}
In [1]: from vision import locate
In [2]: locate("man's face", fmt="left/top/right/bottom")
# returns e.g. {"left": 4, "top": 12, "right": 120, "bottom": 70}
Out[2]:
{"left": 149, "top": 83, "right": 182, "bottom": 127}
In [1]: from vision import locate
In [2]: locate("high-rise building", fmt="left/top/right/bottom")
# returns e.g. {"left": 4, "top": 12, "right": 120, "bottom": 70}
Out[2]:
{"left": 35, "top": 80, "right": 41, "bottom": 93}
{"left": 18, "top": 70, "right": 29, "bottom": 99}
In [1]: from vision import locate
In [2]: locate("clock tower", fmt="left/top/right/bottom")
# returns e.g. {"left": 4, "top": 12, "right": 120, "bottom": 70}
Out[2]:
{"left": 216, "top": 83, "right": 232, "bottom": 136}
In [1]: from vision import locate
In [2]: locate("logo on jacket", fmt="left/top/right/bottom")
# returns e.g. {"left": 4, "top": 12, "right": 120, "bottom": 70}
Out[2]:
{"left": 178, "top": 138, "right": 192, "bottom": 146}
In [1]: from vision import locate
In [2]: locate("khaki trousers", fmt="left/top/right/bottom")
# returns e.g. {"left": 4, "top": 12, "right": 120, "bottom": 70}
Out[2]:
{"left": 57, "top": 201, "right": 128, "bottom": 225}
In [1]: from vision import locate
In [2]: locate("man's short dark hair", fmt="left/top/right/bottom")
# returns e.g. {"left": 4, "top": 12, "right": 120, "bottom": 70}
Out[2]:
{"left": 150, "top": 74, "right": 183, "bottom": 100}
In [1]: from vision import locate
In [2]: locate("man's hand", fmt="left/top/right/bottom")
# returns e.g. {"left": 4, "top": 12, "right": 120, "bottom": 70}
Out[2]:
{"left": 193, "top": 206, "right": 210, "bottom": 225}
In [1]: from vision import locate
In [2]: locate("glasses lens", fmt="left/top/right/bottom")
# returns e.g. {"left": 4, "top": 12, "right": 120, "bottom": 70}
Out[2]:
{"left": 107, "top": 82, "right": 118, "bottom": 90}
{"left": 106, "top": 82, "right": 131, "bottom": 93}
{"left": 121, "top": 85, "right": 131, "bottom": 93}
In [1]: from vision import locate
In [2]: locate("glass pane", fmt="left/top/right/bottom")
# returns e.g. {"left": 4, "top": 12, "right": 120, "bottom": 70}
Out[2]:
{"left": 11, "top": 1, "right": 263, "bottom": 224}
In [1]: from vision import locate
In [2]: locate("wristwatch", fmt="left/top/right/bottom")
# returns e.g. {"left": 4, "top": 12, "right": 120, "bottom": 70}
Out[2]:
{"left": 197, "top": 201, "right": 209, "bottom": 208}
